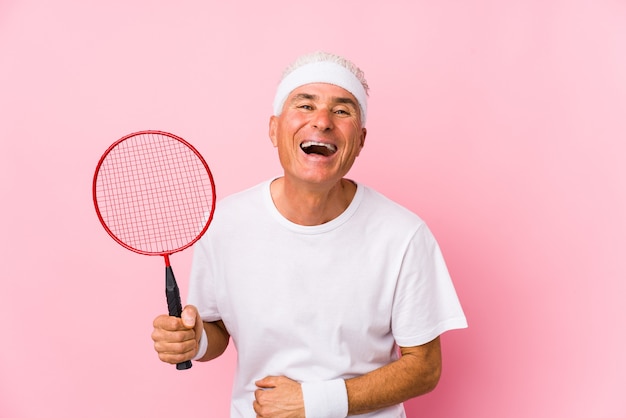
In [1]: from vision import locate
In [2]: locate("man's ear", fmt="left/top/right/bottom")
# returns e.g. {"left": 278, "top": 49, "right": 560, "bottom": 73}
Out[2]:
{"left": 269, "top": 115, "right": 278, "bottom": 147}
{"left": 356, "top": 127, "right": 367, "bottom": 156}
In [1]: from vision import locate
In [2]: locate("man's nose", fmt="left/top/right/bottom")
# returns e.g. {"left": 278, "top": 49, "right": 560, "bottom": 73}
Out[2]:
{"left": 311, "top": 108, "right": 333, "bottom": 131}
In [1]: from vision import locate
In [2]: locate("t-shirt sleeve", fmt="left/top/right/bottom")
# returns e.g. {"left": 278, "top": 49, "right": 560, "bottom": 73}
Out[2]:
{"left": 186, "top": 234, "right": 222, "bottom": 323}
{"left": 391, "top": 223, "right": 468, "bottom": 347}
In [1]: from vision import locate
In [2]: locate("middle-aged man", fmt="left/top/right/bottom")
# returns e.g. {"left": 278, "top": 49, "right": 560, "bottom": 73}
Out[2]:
{"left": 152, "top": 51, "right": 468, "bottom": 418}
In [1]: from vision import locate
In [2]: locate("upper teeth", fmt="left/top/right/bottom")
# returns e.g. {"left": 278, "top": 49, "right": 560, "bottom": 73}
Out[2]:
{"left": 301, "top": 141, "right": 337, "bottom": 152}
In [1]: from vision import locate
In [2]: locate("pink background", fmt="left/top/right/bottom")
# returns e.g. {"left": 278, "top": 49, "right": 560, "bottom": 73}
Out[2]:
{"left": 1, "top": 1, "right": 625, "bottom": 417}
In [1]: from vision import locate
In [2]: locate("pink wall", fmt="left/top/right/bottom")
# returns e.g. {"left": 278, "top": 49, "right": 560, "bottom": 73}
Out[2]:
{"left": 1, "top": 1, "right": 624, "bottom": 417}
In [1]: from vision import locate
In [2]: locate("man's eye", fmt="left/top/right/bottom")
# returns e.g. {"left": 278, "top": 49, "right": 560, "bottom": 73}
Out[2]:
{"left": 298, "top": 104, "right": 313, "bottom": 110}
{"left": 334, "top": 109, "right": 350, "bottom": 115}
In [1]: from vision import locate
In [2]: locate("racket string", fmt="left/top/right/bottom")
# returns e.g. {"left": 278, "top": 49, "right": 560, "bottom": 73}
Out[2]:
{"left": 95, "top": 132, "right": 214, "bottom": 254}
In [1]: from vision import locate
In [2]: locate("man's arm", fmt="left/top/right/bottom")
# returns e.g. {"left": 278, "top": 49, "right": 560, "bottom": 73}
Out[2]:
{"left": 152, "top": 305, "right": 229, "bottom": 364}
{"left": 195, "top": 319, "right": 230, "bottom": 362}
{"left": 345, "top": 336, "right": 442, "bottom": 415}
{"left": 254, "top": 337, "right": 442, "bottom": 417}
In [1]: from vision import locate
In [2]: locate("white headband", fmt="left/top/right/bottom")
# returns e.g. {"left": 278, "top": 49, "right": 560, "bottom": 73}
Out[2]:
{"left": 272, "top": 61, "right": 368, "bottom": 126}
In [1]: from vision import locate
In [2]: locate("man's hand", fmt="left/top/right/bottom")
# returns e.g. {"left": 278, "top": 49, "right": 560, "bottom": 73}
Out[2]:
{"left": 253, "top": 376, "right": 305, "bottom": 418}
{"left": 151, "top": 305, "right": 203, "bottom": 364}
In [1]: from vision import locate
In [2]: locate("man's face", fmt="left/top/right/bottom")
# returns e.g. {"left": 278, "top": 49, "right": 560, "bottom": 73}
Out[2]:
{"left": 269, "top": 83, "right": 367, "bottom": 188}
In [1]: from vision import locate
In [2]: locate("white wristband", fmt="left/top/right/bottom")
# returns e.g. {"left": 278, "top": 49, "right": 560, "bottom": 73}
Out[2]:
{"left": 191, "top": 327, "right": 208, "bottom": 361}
{"left": 301, "top": 378, "right": 348, "bottom": 418}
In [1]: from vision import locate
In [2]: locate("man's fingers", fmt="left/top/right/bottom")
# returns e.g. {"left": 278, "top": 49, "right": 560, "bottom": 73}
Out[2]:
{"left": 152, "top": 330, "right": 198, "bottom": 364}
{"left": 253, "top": 376, "right": 304, "bottom": 417}
{"left": 155, "top": 344, "right": 197, "bottom": 364}
{"left": 153, "top": 314, "right": 185, "bottom": 331}
{"left": 255, "top": 375, "right": 278, "bottom": 389}
{"left": 152, "top": 306, "right": 203, "bottom": 365}
{"left": 152, "top": 325, "right": 195, "bottom": 344}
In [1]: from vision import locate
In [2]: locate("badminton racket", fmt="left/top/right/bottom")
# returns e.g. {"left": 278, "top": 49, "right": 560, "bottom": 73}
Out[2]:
{"left": 92, "top": 130, "right": 216, "bottom": 370}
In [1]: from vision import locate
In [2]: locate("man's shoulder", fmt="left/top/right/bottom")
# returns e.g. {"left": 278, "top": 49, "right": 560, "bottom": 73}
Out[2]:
{"left": 359, "top": 184, "right": 425, "bottom": 226}
{"left": 217, "top": 180, "right": 268, "bottom": 207}
{"left": 206, "top": 180, "right": 271, "bottom": 230}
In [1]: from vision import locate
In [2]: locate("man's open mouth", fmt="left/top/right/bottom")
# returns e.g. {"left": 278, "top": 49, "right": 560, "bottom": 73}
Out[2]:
{"left": 300, "top": 141, "right": 337, "bottom": 157}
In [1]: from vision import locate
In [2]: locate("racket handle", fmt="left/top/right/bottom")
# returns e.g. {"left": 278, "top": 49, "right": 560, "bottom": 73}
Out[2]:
{"left": 165, "top": 266, "right": 192, "bottom": 371}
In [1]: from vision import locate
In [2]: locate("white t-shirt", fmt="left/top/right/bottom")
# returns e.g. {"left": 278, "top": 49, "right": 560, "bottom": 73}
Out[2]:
{"left": 187, "top": 179, "right": 467, "bottom": 417}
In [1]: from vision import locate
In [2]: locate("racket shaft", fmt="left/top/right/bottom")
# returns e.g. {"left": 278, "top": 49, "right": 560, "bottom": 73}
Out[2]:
{"left": 165, "top": 266, "right": 192, "bottom": 370}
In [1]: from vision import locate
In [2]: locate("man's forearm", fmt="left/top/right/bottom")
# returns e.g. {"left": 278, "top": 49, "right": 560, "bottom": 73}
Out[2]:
{"left": 345, "top": 337, "right": 442, "bottom": 415}
{"left": 196, "top": 320, "right": 230, "bottom": 362}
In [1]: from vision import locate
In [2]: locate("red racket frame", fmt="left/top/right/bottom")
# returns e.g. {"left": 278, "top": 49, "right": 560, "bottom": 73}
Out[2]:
{"left": 92, "top": 130, "right": 216, "bottom": 261}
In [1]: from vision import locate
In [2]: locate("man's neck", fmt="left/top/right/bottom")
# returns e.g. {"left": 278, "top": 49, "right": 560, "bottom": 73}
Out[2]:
{"left": 270, "top": 177, "right": 357, "bottom": 226}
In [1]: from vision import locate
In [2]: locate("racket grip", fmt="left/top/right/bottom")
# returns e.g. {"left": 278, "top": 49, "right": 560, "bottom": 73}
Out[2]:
{"left": 165, "top": 266, "right": 192, "bottom": 370}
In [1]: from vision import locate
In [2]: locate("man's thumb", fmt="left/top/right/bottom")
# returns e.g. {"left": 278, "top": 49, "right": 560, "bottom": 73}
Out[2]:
{"left": 180, "top": 306, "right": 197, "bottom": 328}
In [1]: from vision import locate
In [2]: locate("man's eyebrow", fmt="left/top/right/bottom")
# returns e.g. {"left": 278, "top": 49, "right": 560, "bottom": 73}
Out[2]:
{"left": 289, "top": 93, "right": 358, "bottom": 108}
{"left": 289, "top": 93, "right": 317, "bottom": 103}
{"left": 333, "top": 97, "right": 358, "bottom": 108}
